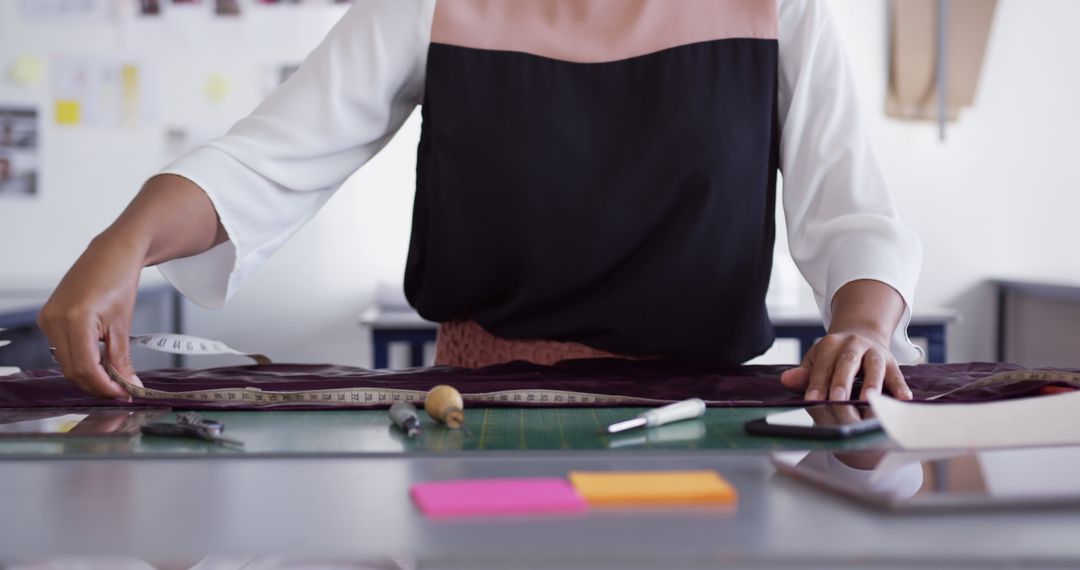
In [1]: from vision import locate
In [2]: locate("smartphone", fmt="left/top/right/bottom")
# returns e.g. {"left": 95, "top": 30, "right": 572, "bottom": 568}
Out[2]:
{"left": 744, "top": 404, "right": 881, "bottom": 439}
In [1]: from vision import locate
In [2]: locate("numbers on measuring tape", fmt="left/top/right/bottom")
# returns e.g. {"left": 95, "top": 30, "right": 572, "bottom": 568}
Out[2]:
{"left": 129, "top": 333, "right": 270, "bottom": 364}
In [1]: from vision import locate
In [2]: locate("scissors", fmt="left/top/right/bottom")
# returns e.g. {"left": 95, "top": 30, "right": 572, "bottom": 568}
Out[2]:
{"left": 141, "top": 411, "right": 244, "bottom": 448}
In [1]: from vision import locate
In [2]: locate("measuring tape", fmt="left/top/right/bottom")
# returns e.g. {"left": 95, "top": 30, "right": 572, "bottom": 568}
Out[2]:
{"left": 924, "top": 369, "right": 1080, "bottom": 401}
{"left": 106, "top": 371, "right": 687, "bottom": 407}
{"left": 102, "top": 333, "right": 1080, "bottom": 408}
{"left": 130, "top": 334, "right": 271, "bottom": 365}
{"left": 109, "top": 333, "right": 711, "bottom": 407}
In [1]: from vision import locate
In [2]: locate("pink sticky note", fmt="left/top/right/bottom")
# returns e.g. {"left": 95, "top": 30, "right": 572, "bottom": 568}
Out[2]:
{"left": 410, "top": 478, "right": 588, "bottom": 518}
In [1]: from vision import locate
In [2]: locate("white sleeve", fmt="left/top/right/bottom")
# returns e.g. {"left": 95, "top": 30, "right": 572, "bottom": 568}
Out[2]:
{"left": 778, "top": 0, "right": 923, "bottom": 363}
{"left": 157, "top": 0, "right": 435, "bottom": 309}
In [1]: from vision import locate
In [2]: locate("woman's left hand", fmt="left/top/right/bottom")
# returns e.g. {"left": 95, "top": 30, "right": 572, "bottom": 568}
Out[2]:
{"left": 779, "top": 327, "right": 912, "bottom": 401}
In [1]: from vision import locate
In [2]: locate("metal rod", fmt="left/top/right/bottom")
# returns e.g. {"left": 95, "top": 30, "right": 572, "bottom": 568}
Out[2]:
{"left": 936, "top": 0, "right": 949, "bottom": 141}
{"left": 607, "top": 417, "right": 647, "bottom": 434}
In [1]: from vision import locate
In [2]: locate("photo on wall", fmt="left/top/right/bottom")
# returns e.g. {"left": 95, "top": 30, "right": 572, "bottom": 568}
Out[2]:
{"left": 0, "top": 107, "right": 39, "bottom": 199}
{"left": 255, "top": 0, "right": 353, "bottom": 4}
{"left": 21, "top": 0, "right": 113, "bottom": 21}
{"left": 138, "top": 0, "right": 162, "bottom": 16}
{"left": 215, "top": 0, "right": 241, "bottom": 16}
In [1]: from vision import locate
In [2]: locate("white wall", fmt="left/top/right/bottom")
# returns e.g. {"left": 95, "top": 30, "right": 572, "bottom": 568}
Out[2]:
{"left": 2, "top": 0, "right": 1078, "bottom": 368}
{"left": 829, "top": 0, "right": 1080, "bottom": 363}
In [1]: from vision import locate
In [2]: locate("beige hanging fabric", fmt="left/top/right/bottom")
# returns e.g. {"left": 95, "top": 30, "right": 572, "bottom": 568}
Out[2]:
{"left": 887, "top": 0, "right": 997, "bottom": 121}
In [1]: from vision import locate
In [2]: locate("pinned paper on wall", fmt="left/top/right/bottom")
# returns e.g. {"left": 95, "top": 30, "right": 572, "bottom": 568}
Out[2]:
{"left": 215, "top": 0, "right": 241, "bottom": 16}
{"left": 138, "top": 0, "right": 163, "bottom": 16}
{"left": 136, "top": 0, "right": 245, "bottom": 18}
{"left": 7, "top": 57, "right": 47, "bottom": 88}
{"left": 52, "top": 57, "right": 157, "bottom": 128}
{"left": 21, "top": 0, "right": 113, "bottom": 21}
{"left": 255, "top": 0, "right": 354, "bottom": 5}
{"left": 0, "top": 107, "right": 40, "bottom": 200}
{"left": 119, "top": 64, "right": 141, "bottom": 125}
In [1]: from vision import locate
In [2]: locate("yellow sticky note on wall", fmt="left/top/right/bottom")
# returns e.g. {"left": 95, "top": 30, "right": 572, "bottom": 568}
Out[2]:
{"left": 203, "top": 73, "right": 231, "bottom": 103}
{"left": 568, "top": 470, "right": 737, "bottom": 506}
{"left": 55, "top": 100, "right": 81, "bottom": 125}
{"left": 120, "top": 64, "right": 141, "bottom": 127}
{"left": 9, "top": 56, "right": 46, "bottom": 86}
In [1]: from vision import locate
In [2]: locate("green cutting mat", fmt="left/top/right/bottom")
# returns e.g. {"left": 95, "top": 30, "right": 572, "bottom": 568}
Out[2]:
{"left": 0, "top": 407, "right": 891, "bottom": 456}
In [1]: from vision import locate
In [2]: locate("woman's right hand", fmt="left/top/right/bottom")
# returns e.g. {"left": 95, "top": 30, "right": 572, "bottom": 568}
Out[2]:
{"left": 37, "top": 233, "right": 146, "bottom": 400}
{"left": 38, "top": 174, "right": 227, "bottom": 399}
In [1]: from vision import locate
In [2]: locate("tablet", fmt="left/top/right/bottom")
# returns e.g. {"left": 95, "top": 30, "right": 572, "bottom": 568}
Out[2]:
{"left": 772, "top": 446, "right": 1080, "bottom": 511}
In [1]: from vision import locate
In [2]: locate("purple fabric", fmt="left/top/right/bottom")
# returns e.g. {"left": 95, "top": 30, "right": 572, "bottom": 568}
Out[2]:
{"left": 0, "top": 360, "right": 1076, "bottom": 410}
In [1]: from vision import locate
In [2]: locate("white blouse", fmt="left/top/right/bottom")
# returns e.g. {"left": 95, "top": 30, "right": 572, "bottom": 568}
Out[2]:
{"left": 157, "top": 0, "right": 924, "bottom": 363}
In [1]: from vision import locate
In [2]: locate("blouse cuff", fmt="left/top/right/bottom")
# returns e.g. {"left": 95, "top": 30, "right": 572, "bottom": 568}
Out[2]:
{"left": 815, "top": 224, "right": 924, "bottom": 364}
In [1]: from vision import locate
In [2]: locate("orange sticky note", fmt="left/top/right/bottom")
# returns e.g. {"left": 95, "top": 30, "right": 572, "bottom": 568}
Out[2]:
{"left": 568, "top": 470, "right": 737, "bottom": 506}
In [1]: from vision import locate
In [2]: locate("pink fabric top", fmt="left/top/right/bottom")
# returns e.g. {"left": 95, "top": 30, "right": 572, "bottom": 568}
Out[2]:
{"left": 435, "top": 320, "right": 646, "bottom": 368}
{"left": 432, "top": 0, "right": 779, "bottom": 63}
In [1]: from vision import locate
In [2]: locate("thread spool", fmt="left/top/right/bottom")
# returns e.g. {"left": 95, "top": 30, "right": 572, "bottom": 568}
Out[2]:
{"left": 389, "top": 401, "right": 422, "bottom": 438}
{"left": 425, "top": 384, "right": 465, "bottom": 429}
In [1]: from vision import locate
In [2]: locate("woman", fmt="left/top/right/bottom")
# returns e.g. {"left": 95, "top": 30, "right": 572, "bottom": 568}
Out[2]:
{"left": 38, "top": 0, "right": 922, "bottom": 402}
